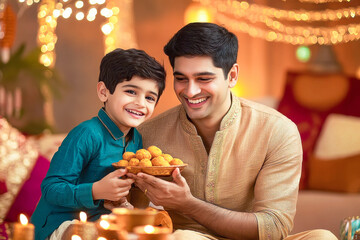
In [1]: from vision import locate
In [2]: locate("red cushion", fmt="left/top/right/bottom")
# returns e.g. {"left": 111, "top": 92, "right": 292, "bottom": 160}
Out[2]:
{"left": 5, "top": 155, "right": 50, "bottom": 222}
{"left": 277, "top": 71, "right": 360, "bottom": 189}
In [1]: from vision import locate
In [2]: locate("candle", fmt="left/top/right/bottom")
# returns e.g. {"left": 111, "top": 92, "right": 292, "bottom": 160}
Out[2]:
{"left": 12, "top": 214, "right": 34, "bottom": 240}
{"left": 96, "top": 215, "right": 127, "bottom": 240}
{"left": 71, "top": 212, "right": 97, "bottom": 240}
{"left": 134, "top": 225, "right": 171, "bottom": 240}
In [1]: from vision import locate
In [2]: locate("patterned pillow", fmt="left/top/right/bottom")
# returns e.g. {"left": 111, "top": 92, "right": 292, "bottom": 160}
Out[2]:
{"left": 0, "top": 117, "right": 50, "bottom": 239}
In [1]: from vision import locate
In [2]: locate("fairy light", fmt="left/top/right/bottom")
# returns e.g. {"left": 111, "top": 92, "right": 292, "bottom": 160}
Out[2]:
{"left": 37, "top": 0, "right": 57, "bottom": 67}
{"left": 194, "top": 0, "right": 360, "bottom": 45}
{"left": 283, "top": 0, "right": 351, "bottom": 3}
{"left": 206, "top": 0, "right": 360, "bottom": 22}
{"left": 102, "top": 0, "right": 138, "bottom": 54}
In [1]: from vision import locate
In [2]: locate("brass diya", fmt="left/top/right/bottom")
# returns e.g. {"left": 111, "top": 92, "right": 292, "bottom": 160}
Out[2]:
{"left": 112, "top": 208, "right": 157, "bottom": 232}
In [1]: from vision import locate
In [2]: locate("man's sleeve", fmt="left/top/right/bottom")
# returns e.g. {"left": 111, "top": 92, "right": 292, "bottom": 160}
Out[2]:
{"left": 253, "top": 118, "right": 303, "bottom": 240}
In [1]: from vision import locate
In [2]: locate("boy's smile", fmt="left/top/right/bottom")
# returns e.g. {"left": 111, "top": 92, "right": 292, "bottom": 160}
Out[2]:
{"left": 98, "top": 76, "right": 159, "bottom": 135}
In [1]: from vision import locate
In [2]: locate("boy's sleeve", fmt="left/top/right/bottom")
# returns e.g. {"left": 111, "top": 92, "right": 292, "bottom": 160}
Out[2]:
{"left": 40, "top": 126, "right": 99, "bottom": 209}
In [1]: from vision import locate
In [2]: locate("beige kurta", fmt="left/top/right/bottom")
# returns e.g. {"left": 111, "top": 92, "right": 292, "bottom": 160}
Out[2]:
{"left": 138, "top": 96, "right": 303, "bottom": 240}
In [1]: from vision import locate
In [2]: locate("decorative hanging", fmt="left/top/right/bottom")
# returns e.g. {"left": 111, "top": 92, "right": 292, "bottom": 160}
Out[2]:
{"left": 195, "top": 0, "right": 360, "bottom": 45}
{"left": 102, "top": 0, "right": 138, "bottom": 54}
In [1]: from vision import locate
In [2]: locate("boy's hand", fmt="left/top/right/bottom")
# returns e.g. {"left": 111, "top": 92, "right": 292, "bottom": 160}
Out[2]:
{"left": 92, "top": 169, "right": 134, "bottom": 201}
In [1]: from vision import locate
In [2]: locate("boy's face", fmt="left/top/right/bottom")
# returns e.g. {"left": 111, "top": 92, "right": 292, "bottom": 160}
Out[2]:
{"left": 98, "top": 76, "right": 159, "bottom": 134}
{"left": 173, "top": 56, "right": 237, "bottom": 123}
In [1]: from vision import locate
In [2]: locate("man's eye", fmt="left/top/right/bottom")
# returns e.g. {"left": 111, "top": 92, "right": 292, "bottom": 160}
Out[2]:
{"left": 198, "top": 78, "right": 212, "bottom": 81}
{"left": 175, "top": 77, "right": 186, "bottom": 81}
{"left": 125, "top": 90, "right": 136, "bottom": 95}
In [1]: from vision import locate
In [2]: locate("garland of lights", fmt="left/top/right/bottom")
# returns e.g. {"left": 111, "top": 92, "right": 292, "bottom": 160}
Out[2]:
{"left": 102, "top": 0, "right": 138, "bottom": 54}
{"left": 206, "top": 0, "right": 360, "bottom": 22}
{"left": 285, "top": 0, "right": 351, "bottom": 3}
{"left": 37, "top": 0, "right": 57, "bottom": 67}
{"left": 217, "top": 13, "right": 360, "bottom": 45}
{"left": 195, "top": 0, "right": 360, "bottom": 45}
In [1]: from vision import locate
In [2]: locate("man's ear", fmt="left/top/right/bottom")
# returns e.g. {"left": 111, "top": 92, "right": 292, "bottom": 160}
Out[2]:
{"left": 97, "top": 81, "right": 109, "bottom": 103}
{"left": 228, "top": 63, "right": 239, "bottom": 88}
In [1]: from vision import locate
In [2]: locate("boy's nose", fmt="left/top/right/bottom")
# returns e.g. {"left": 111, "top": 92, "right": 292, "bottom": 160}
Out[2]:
{"left": 185, "top": 81, "right": 201, "bottom": 97}
{"left": 134, "top": 96, "right": 146, "bottom": 107}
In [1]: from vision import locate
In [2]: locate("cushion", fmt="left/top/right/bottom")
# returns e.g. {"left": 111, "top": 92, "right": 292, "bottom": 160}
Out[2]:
{"left": 314, "top": 114, "right": 360, "bottom": 159}
{"left": 0, "top": 117, "right": 51, "bottom": 240}
{"left": 277, "top": 71, "right": 360, "bottom": 189}
{"left": 308, "top": 153, "right": 360, "bottom": 193}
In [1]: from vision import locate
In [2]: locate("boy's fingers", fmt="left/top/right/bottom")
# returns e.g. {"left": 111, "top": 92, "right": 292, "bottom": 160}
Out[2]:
{"left": 111, "top": 169, "right": 127, "bottom": 178}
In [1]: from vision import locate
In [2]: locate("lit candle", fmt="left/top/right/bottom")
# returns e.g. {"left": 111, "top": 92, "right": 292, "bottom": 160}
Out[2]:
{"left": 71, "top": 211, "right": 97, "bottom": 240}
{"left": 134, "top": 225, "right": 171, "bottom": 240}
{"left": 71, "top": 235, "right": 82, "bottom": 240}
{"left": 96, "top": 215, "right": 127, "bottom": 240}
{"left": 12, "top": 214, "right": 34, "bottom": 240}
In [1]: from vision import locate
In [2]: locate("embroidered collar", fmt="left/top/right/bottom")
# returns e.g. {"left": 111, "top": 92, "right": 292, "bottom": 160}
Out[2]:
{"left": 179, "top": 93, "right": 241, "bottom": 134}
{"left": 97, "top": 108, "right": 125, "bottom": 141}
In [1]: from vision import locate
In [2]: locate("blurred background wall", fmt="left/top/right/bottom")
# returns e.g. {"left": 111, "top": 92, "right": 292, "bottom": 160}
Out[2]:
{"left": 3, "top": 0, "right": 360, "bottom": 133}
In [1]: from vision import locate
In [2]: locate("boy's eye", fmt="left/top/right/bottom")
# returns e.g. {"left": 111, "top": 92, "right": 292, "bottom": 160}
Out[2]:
{"left": 146, "top": 96, "right": 156, "bottom": 102}
{"left": 125, "top": 90, "right": 136, "bottom": 95}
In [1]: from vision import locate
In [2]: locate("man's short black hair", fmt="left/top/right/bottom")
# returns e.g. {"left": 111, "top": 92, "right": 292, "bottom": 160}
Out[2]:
{"left": 99, "top": 48, "right": 166, "bottom": 100}
{"left": 164, "top": 22, "right": 238, "bottom": 78}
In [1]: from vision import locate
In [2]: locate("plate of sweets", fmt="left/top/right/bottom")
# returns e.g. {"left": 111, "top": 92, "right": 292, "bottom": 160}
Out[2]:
{"left": 112, "top": 146, "right": 187, "bottom": 176}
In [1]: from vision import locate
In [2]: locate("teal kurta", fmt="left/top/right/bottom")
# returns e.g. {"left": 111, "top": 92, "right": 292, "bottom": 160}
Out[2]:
{"left": 31, "top": 108, "right": 143, "bottom": 240}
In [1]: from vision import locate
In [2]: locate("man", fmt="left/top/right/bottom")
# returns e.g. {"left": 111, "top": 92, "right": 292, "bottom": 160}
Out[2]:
{"left": 132, "top": 23, "right": 337, "bottom": 240}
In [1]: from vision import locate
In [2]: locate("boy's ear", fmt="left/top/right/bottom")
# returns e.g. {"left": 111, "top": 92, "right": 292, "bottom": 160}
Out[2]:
{"left": 228, "top": 63, "right": 239, "bottom": 88}
{"left": 97, "top": 81, "right": 109, "bottom": 103}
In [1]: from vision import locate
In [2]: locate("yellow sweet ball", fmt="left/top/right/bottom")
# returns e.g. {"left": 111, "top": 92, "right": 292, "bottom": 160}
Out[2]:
{"left": 147, "top": 145, "right": 163, "bottom": 158}
{"left": 139, "top": 159, "right": 152, "bottom": 167}
{"left": 151, "top": 156, "right": 170, "bottom": 166}
{"left": 162, "top": 153, "right": 173, "bottom": 162}
{"left": 135, "top": 149, "right": 152, "bottom": 160}
{"left": 118, "top": 160, "right": 129, "bottom": 167}
{"left": 129, "top": 158, "right": 140, "bottom": 166}
{"left": 170, "top": 158, "right": 183, "bottom": 166}
{"left": 122, "top": 152, "right": 135, "bottom": 161}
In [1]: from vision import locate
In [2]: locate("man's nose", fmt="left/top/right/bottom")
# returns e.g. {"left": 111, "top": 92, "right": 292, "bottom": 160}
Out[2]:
{"left": 185, "top": 81, "right": 201, "bottom": 97}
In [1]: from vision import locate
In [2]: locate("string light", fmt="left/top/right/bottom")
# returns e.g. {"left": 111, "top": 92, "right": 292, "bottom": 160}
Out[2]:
{"left": 102, "top": 0, "right": 138, "bottom": 54}
{"left": 195, "top": 0, "right": 360, "bottom": 45}
{"left": 37, "top": 0, "right": 57, "bottom": 67}
{"left": 282, "top": 0, "right": 351, "bottom": 3}
{"left": 206, "top": 0, "right": 360, "bottom": 22}
{"left": 18, "top": 0, "right": 113, "bottom": 22}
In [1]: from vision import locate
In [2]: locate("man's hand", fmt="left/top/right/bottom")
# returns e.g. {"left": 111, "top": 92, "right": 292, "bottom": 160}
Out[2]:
{"left": 104, "top": 197, "right": 134, "bottom": 210}
{"left": 92, "top": 169, "right": 134, "bottom": 201}
{"left": 128, "top": 168, "right": 193, "bottom": 210}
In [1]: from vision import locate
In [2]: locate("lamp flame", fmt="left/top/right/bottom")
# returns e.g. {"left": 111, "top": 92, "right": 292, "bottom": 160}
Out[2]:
{"left": 144, "top": 225, "right": 155, "bottom": 234}
{"left": 19, "top": 214, "right": 28, "bottom": 226}
{"left": 71, "top": 235, "right": 82, "bottom": 240}
{"left": 99, "top": 220, "right": 110, "bottom": 230}
{"left": 79, "top": 211, "right": 87, "bottom": 223}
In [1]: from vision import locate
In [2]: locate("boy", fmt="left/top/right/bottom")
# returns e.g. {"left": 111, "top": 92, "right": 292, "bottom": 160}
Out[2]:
{"left": 31, "top": 48, "right": 166, "bottom": 240}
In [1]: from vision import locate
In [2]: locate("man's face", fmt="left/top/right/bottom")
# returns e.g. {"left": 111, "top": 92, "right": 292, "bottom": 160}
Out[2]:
{"left": 173, "top": 56, "right": 233, "bottom": 123}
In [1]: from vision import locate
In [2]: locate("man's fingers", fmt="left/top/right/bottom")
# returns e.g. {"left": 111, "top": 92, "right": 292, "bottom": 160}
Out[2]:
{"left": 137, "top": 172, "right": 158, "bottom": 188}
{"left": 172, "top": 168, "right": 186, "bottom": 186}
